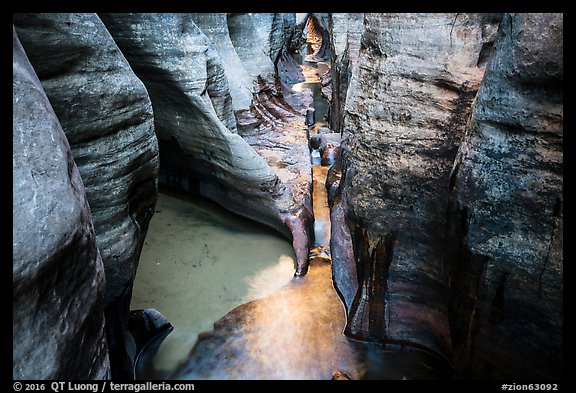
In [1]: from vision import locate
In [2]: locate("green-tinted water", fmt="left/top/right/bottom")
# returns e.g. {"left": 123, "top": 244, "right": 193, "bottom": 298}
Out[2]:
{"left": 131, "top": 192, "right": 297, "bottom": 378}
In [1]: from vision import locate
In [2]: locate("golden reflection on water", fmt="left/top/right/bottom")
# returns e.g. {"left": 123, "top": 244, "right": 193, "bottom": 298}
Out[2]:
{"left": 172, "top": 120, "right": 361, "bottom": 379}
{"left": 312, "top": 165, "right": 330, "bottom": 250}
{"left": 131, "top": 192, "right": 297, "bottom": 377}
{"left": 239, "top": 260, "right": 362, "bottom": 380}
{"left": 173, "top": 258, "right": 364, "bottom": 380}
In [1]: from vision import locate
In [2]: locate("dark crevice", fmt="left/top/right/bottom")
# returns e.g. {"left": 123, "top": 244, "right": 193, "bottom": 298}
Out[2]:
{"left": 488, "top": 271, "right": 508, "bottom": 325}
{"left": 538, "top": 220, "right": 557, "bottom": 298}
{"left": 476, "top": 41, "right": 494, "bottom": 68}
{"left": 345, "top": 227, "right": 395, "bottom": 342}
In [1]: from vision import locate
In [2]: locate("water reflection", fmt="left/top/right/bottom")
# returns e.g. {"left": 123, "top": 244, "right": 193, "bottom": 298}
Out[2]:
{"left": 311, "top": 165, "right": 330, "bottom": 255}
{"left": 172, "top": 259, "right": 363, "bottom": 380}
{"left": 131, "top": 192, "right": 297, "bottom": 378}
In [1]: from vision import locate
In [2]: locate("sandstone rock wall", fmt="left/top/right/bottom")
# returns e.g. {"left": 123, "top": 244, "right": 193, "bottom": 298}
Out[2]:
{"left": 276, "top": 14, "right": 306, "bottom": 88}
{"left": 99, "top": 13, "right": 288, "bottom": 237}
{"left": 304, "top": 14, "right": 331, "bottom": 62}
{"left": 13, "top": 13, "right": 160, "bottom": 378}
{"left": 225, "top": 13, "right": 275, "bottom": 82}
{"left": 446, "top": 13, "right": 563, "bottom": 379}
{"left": 328, "top": 13, "right": 364, "bottom": 133}
{"left": 13, "top": 26, "right": 110, "bottom": 379}
{"left": 188, "top": 13, "right": 255, "bottom": 114}
{"left": 13, "top": 12, "right": 560, "bottom": 380}
{"left": 189, "top": 13, "right": 286, "bottom": 117}
{"left": 333, "top": 13, "right": 502, "bottom": 361}
{"left": 249, "top": 13, "right": 295, "bottom": 65}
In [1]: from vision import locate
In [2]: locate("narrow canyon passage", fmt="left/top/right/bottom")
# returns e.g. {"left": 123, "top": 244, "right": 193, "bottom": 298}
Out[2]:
{"left": 132, "top": 48, "right": 356, "bottom": 380}
{"left": 134, "top": 46, "right": 449, "bottom": 380}
{"left": 13, "top": 13, "right": 563, "bottom": 381}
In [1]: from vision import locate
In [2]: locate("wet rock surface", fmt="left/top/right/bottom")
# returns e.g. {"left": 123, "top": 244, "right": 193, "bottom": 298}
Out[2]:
{"left": 242, "top": 115, "right": 314, "bottom": 276}
{"left": 13, "top": 13, "right": 160, "bottom": 379}
{"left": 319, "top": 132, "right": 341, "bottom": 166}
{"left": 131, "top": 309, "right": 174, "bottom": 379}
{"left": 446, "top": 13, "right": 563, "bottom": 379}
{"left": 13, "top": 27, "right": 109, "bottom": 379}
{"left": 170, "top": 260, "right": 361, "bottom": 380}
{"left": 12, "top": 12, "right": 562, "bottom": 381}
{"left": 169, "top": 262, "right": 451, "bottom": 380}
{"left": 332, "top": 13, "right": 502, "bottom": 360}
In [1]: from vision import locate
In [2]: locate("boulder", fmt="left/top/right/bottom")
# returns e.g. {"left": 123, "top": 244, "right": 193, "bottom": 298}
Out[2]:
{"left": 319, "top": 132, "right": 341, "bottom": 166}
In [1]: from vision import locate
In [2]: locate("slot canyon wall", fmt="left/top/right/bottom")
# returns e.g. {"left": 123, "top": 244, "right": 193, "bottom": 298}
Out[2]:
{"left": 330, "top": 13, "right": 563, "bottom": 379}
{"left": 12, "top": 12, "right": 310, "bottom": 379}
{"left": 13, "top": 13, "right": 160, "bottom": 378}
{"left": 331, "top": 12, "right": 504, "bottom": 361}
{"left": 446, "top": 13, "right": 563, "bottom": 379}
{"left": 98, "top": 13, "right": 313, "bottom": 240}
{"left": 13, "top": 12, "right": 562, "bottom": 380}
{"left": 328, "top": 13, "right": 364, "bottom": 134}
{"left": 98, "top": 13, "right": 314, "bottom": 274}
{"left": 13, "top": 26, "right": 110, "bottom": 379}
{"left": 97, "top": 13, "right": 281, "bottom": 233}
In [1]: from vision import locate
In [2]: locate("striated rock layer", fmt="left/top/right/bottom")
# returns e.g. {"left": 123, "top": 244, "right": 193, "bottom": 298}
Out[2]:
{"left": 13, "top": 27, "right": 110, "bottom": 379}
{"left": 332, "top": 13, "right": 502, "bottom": 362}
{"left": 189, "top": 13, "right": 264, "bottom": 114}
{"left": 275, "top": 14, "right": 308, "bottom": 109}
{"left": 99, "top": 13, "right": 302, "bottom": 241}
{"left": 446, "top": 13, "right": 563, "bottom": 379}
{"left": 101, "top": 14, "right": 310, "bottom": 272}
{"left": 241, "top": 102, "right": 314, "bottom": 277}
{"left": 249, "top": 13, "right": 294, "bottom": 65}
{"left": 328, "top": 13, "right": 364, "bottom": 133}
{"left": 13, "top": 13, "right": 160, "bottom": 378}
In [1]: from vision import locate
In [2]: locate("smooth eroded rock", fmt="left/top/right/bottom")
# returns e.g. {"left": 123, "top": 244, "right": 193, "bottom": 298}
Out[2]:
{"left": 13, "top": 26, "right": 110, "bottom": 379}
{"left": 99, "top": 13, "right": 288, "bottom": 237}
{"left": 189, "top": 13, "right": 256, "bottom": 113}
{"left": 446, "top": 13, "right": 563, "bottom": 379}
{"left": 334, "top": 13, "right": 502, "bottom": 360}
{"left": 14, "top": 13, "right": 160, "bottom": 378}
{"left": 249, "top": 13, "right": 294, "bottom": 65}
